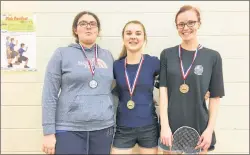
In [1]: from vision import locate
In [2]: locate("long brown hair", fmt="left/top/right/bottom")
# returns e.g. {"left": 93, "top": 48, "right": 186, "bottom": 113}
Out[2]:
{"left": 118, "top": 20, "right": 147, "bottom": 60}
{"left": 72, "top": 11, "right": 101, "bottom": 43}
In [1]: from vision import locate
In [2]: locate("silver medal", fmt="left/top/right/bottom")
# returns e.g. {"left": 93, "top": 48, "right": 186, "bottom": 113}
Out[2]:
{"left": 89, "top": 79, "right": 98, "bottom": 88}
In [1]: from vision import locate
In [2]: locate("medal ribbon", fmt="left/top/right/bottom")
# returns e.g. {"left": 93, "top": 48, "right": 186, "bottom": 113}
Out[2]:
{"left": 179, "top": 44, "right": 203, "bottom": 81}
{"left": 124, "top": 55, "right": 144, "bottom": 98}
{"left": 80, "top": 44, "right": 98, "bottom": 76}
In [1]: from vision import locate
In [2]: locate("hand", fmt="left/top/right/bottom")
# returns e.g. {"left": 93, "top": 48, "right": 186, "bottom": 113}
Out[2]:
{"left": 153, "top": 99, "right": 158, "bottom": 105}
{"left": 195, "top": 129, "right": 213, "bottom": 152}
{"left": 160, "top": 126, "right": 173, "bottom": 147}
{"left": 42, "top": 134, "right": 56, "bottom": 154}
{"left": 204, "top": 91, "right": 210, "bottom": 101}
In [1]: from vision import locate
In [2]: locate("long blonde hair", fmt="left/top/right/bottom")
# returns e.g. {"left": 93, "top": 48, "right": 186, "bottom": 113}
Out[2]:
{"left": 118, "top": 20, "right": 147, "bottom": 60}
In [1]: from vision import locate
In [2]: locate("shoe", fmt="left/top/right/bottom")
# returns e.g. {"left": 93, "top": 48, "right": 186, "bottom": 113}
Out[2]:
{"left": 14, "top": 61, "right": 20, "bottom": 65}
{"left": 7, "top": 64, "right": 13, "bottom": 68}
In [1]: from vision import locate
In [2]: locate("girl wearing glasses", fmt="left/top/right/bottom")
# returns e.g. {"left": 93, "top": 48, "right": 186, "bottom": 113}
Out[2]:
{"left": 42, "top": 11, "right": 115, "bottom": 154}
{"left": 158, "top": 5, "right": 225, "bottom": 154}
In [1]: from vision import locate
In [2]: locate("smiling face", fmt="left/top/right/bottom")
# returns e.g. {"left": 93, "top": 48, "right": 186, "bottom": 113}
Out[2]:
{"left": 123, "top": 23, "right": 146, "bottom": 53}
{"left": 176, "top": 9, "right": 201, "bottom": 42}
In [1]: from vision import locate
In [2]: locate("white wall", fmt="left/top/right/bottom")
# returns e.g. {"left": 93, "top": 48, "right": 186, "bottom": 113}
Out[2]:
{"left": 1, "top": 1, "right": 249, "bottom": 154}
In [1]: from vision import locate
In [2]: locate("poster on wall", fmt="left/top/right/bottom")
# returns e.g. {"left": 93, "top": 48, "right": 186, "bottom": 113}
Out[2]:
{"left": 1, "top": 12, "right": 36, "bottom": 71}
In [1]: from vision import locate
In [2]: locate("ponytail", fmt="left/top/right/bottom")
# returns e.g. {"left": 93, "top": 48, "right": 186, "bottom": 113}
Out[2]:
{"left": 118, "top": 45, "right": 127, "bottom": 60}
{"left": 118, "top": 20, "right": 147, "bottom": 60}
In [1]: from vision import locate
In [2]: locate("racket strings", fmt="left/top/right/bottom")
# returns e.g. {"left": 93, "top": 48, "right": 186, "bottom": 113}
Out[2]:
{"left": 172, "top": 127, "right": 200, "bottom": 154}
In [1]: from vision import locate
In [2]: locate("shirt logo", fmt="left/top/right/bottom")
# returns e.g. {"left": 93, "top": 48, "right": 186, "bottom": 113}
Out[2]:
{"left": 77, "top": 58, "right": 108, "bottom": 69}
{"left": 194, "top": 65, "right": 203, "bottom": 75}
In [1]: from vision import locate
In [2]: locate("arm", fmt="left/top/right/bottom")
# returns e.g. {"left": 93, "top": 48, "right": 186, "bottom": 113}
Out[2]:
{"left": 159, "top": 87, "right": 170, "bottom": 129}
{"left": 13, "top": 40, "right": 18, "bottom": 48}
{"left": 25, "top": 46, "right": 28, "bottom": 52}
{"left": 196, "top": 52, "right": 225, "bottom": 150}
{"left": 159, "top": 50, "right": 169, "bottom": 128}
{"left": 153, "top": 57, "right": 160, "bottom": 104}
{"left": 207, "top": 97, "right": 220, "bottom": 132}
{"left": 196, "top": 97, "right": 220, "bottom": 151}
{"left": 207, "top": 52, "right": 224, "bottom": 131}
{"left": 159, "top": 50, "right": 173, "bottom": 146}
{"left": 111, "top": 82, "right": 119, "bottom": 97}
{"left": 111, "top": 60, "right": 119, "bottom": 97}
{"left": 42, "top": 48, "right": 62, "bottom": 135}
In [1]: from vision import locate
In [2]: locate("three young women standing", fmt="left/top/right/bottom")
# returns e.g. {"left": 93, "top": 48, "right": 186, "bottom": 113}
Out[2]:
{"left": 42, "top": 5, "right": 223, "bottom": 155}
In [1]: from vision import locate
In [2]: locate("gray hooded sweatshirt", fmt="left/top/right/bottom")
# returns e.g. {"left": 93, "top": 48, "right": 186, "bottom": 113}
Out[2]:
{"left": 42, "top": 43, "right": 115, "bottom": 135}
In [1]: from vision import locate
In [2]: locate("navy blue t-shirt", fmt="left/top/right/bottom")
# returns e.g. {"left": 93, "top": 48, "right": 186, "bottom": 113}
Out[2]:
{"left": 113, "top": 54, "right": 160, "bottom": 127}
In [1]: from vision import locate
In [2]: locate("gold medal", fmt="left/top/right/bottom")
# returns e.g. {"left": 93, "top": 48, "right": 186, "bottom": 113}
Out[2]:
{"left": 180, "top": 83, "right": 189, "bottom": 93}
{"left": 127, "top": 100, "right": 135, "bottom": 109}
{"left": 124, "top": 55, "right": 144, "bottom": 110}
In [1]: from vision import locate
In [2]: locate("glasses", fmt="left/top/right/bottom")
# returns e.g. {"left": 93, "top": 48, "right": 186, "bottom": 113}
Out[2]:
{"left": 176, "top": 20, "right": 198, "bottom": 29}
{"left": 78, "top": 21, "right": 98, "bottom": 28}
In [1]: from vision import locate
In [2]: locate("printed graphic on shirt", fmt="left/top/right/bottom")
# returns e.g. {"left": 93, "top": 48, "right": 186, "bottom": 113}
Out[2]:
{"left": 194, "top": 65, "right": 203, "bottom": 75}
{"left": 77, "top": 58, "right": 108, "bottom": 69}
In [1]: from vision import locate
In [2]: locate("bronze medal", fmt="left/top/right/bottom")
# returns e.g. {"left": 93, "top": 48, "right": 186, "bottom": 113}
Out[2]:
{"left": 179, "top": 83, "right": 189, "bottom": 93}
{"left": 178, "top": 44, "right": 202, "bottom": 94}
{"left": 127, "top": 100, "right": 135, "bottom": 109}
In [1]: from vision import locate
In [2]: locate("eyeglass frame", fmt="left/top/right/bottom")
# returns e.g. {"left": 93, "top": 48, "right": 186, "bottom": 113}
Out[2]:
{"left": 176, "top": 20, "right": 199, "bottom": 29}
{"left": 77, "top": 20, "right": 98, "bottom": 28}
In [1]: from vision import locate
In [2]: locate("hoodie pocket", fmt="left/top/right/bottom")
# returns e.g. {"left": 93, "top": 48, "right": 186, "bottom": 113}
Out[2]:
{"left": 67, "top": 95, "right": 114, "bottom": 122}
